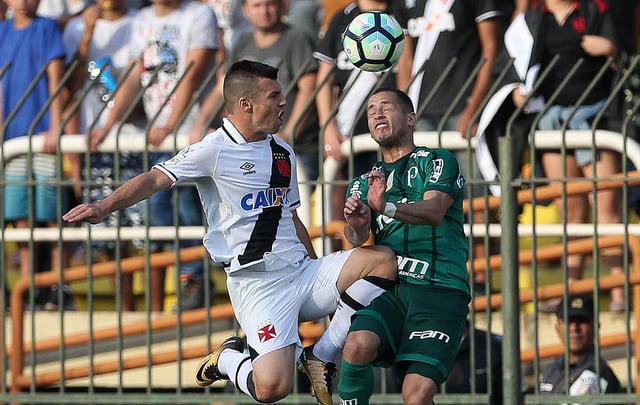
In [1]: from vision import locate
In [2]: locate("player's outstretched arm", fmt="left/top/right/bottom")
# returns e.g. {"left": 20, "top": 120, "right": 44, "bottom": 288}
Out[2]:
{"left": 63, "top": 169, "right": 173, "bottom": 224}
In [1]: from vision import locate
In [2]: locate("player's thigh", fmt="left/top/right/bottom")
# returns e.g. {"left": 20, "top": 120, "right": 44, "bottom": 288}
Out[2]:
{"left": 298, "top": 250, "right": 352, "bottom": 321}
{"left": 335, "top": 245, "right": 396, "bottom": 292}
{"left": 226, "top": 269, "right": 303, "bottom": 361}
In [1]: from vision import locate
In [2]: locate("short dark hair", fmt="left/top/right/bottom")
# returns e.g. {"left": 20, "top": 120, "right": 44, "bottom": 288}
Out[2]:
{"left": 369, "top": 87, "right": 415, "bottom": 113}
{"left": 223, "top": 60, "right": 279, "bottom": 112}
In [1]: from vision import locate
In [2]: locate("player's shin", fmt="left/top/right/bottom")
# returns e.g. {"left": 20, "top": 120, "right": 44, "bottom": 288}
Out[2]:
{"left": 337, "top": 359, "right": 374, "bottom": 405}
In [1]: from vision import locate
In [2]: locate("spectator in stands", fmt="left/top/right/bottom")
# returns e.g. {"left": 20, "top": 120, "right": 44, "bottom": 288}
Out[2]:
{"left": 540, "top": 293, "right": 620, "bottom": 395}
{"left": 0, "top": 0, "right": 74, "bottom": 310}
{"left": 195, "top": 0, "right": 320, "bottom": 198}
{"left": 444, "top": 322, "right": 504, "bottom": 405}
{"left": 392, "top": 0, "right": 507, "bottom": 296}
{"left": 88, "top": 0, "right": 218, "bottom": 311}
{"left": 314, "top": 0, "right": 397, "bottom": 243}
{"left": 62, "top": 0, "right": 151, "bottom": 311}
{"left": 508, "top": 0, "right": 623, "bottom": 311}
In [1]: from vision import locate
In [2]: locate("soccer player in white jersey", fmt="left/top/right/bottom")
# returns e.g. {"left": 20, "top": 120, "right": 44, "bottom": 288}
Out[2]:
{"left": 62, "top": 59, "right": 396, "bottom": 405}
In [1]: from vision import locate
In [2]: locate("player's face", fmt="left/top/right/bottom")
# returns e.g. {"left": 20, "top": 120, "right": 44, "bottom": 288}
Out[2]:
{"left": 242, "top": 0, "right": 283, "bottom": 31}
{"left": 249, "top": 77, "right": 286, "bottom": 135}
{"left": 556, "top": 317, "right": 595, "bottom": 355}
{"left": 366, "top": 91, "right": 412, "bottom": 147}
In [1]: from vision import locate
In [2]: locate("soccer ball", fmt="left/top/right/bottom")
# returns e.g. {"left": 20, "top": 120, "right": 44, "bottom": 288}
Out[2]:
{"left": 342, "top": 12, "right": 404, "bottom": 72}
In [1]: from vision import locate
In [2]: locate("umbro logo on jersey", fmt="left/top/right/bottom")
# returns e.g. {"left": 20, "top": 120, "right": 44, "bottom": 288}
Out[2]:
{"left": 240, "top": 162, "right": 256, "bottom": 175}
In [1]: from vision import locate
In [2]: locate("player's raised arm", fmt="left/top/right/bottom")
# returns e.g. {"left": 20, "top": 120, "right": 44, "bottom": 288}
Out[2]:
{"left": 62, "top": 168, "right": 173, "bottom": 224}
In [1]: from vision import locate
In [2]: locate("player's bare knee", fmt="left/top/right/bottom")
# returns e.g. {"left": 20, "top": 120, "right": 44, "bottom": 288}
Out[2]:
{"left": 252, "top": 380, "right": 291, "bottom": 403}
{"left": 343, "top": 331, "right": 378, "bottom": 363}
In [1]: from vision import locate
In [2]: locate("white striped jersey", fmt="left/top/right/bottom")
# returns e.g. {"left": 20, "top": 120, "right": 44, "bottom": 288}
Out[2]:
{"left": 153, "top": 118, "right": 309, "bottom": 274}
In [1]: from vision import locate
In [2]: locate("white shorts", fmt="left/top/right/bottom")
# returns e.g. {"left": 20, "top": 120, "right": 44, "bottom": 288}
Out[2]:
{"left": 226, "top": 249, "right": 354, "bottom": 361}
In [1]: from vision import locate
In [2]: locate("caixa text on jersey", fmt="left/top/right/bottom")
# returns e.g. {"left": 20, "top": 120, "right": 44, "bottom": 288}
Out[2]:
{"left": 241, "top": 187, "right": 291, "bottom": 211}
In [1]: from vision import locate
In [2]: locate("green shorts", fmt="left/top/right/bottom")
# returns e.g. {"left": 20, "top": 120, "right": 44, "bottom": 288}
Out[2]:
{"left": 349, "top": 282, "right": 470, "bottom": 385}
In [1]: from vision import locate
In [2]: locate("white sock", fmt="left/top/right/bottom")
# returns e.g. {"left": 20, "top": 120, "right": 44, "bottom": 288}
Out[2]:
{"left": 227, "top": 355, "right": 253, "bottom": 395}
{"left": 218, "top": 348, "right": 249, "bottom": 380}
{"left": 313, "top": 278, "right": 387, "bottom": 363}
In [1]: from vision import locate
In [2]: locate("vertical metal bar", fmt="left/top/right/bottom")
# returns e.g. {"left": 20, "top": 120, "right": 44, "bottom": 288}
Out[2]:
{"left": 498, "top": 135, "right": 521, "bottom": 405}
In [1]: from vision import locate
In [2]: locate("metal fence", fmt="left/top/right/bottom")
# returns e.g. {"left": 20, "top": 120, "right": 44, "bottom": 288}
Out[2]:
{"left": 2, "top": 48, "right": 640, "bottom": 405}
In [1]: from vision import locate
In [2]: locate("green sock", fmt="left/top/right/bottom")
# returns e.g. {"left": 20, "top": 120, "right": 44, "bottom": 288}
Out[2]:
{"left": 337, "top": 359, "right": 375, "bottom": 405}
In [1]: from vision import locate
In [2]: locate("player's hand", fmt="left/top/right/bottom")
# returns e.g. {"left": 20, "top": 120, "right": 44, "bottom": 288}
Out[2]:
{"left": 62, "top": 203, "right": 106, "bottom": 224}
{"left": 367, "top": 170, "right": 387, "bottom": 214}
{"left": 344, "top": 195, "right": 371, "bottom": 229}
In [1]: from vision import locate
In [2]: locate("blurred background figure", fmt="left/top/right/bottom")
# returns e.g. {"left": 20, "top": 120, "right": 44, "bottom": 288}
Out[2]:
{"left": 0, "top": 0, "right": 74, "bottom": 310}
{"left": 87, "top": 0, "right": 219, "bottom": 311}
{"left": 540, "top": 294, "right": 620, "bottom": 396}
{"left": 62, "top": 0, "right": 148, "bottom": 310}
{"left": 509, "top": 0, "right": 623, "bottom": 311}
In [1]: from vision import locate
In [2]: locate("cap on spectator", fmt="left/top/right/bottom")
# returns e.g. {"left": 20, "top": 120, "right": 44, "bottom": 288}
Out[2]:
{"left": 555, "top": 294, "right": 594, "bottom": 321}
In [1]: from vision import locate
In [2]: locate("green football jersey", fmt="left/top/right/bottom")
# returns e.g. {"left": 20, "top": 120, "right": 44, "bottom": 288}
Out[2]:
{"left": 346, "top": 146, "right": 470, "bottom": 294}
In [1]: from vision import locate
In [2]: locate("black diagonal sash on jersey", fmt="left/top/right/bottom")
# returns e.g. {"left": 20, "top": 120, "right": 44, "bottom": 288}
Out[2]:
{"left": 238, "top": 138, "right": 292, "bottom": 265}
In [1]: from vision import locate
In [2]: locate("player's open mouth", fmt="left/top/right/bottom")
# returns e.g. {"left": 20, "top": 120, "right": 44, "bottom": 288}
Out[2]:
{"left": 375, "top": 123, "right": 389, "bottom": 130}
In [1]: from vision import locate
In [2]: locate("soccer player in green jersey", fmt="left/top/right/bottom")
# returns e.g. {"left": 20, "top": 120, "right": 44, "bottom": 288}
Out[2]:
{"left": 337, "top": 87, "right": 471, "bottom": 405}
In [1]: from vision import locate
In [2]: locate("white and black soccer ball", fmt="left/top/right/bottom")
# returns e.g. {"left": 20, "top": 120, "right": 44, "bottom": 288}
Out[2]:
{"left": 342, "top": 11, "right": 404, "bottom": 73}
